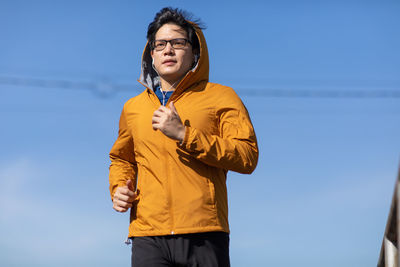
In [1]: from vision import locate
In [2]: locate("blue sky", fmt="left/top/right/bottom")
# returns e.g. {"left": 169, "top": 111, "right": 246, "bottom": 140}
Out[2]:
{"left": 0, "top": 1, "right": 399, "bottom": 266}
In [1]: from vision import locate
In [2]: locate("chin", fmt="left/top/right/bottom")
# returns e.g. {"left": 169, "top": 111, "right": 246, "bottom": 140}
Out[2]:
{"left": 159, "top": 70, "right": 183, "bottom": 79}
{"left": 159, "top": 69, "right": 177, "bottom": 76}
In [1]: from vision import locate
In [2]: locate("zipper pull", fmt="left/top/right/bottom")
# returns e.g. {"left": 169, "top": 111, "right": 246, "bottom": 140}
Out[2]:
{"left": 124, "top": 237, "right": 132, "bottom": 245}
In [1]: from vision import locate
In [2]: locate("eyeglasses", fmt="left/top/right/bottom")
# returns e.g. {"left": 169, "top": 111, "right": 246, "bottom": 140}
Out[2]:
{"left": 152, "top": 38, "right": 191, "bottom": 51}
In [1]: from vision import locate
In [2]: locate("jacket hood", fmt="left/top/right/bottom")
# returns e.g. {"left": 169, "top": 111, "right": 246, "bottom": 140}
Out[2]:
{"left": 138, "top": 22, "right": 209, "bottom": 95}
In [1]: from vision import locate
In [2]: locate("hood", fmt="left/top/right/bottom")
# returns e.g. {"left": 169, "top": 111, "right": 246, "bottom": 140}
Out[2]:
{"left": 138, "top": 22, "right": 209, "bottom": 96}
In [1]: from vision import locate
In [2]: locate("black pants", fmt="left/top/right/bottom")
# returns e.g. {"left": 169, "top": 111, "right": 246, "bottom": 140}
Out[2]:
{"left": 131, "top": 232, "right": 230, "bottom": 267}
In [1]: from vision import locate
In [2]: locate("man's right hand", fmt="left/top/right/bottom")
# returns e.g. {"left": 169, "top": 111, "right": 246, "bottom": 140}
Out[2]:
{"left": 113, "top": 180, "right": 138, "bottom": 213}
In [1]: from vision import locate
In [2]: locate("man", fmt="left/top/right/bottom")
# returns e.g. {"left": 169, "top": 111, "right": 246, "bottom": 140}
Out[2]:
{"left": 109, "top": 7, "right": 258, "bottom": 267}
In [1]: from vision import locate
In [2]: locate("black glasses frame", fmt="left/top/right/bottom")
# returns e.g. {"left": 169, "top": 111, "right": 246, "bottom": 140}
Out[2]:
{"left": 152, "top": 38, "right": 192, "bottom": 51}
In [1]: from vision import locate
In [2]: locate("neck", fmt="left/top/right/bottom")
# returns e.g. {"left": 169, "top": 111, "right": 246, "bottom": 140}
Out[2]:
{"left": 160, "top": 76, "right": 184, "bottom": 92}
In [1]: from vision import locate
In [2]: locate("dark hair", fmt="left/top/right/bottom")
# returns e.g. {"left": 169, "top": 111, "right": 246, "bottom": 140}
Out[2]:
{"left": 147, "top": 7, "right": 205, "bottom": 52}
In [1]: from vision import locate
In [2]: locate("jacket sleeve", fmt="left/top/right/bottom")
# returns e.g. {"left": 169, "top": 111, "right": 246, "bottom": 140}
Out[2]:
{"left": 109, "top": 107, "right": 137, "bottom": 200}
{"left": 178, "top": 97, "right": 258, "bottom": 174}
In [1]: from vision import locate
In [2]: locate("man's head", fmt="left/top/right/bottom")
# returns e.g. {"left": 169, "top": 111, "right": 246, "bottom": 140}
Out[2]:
{"left": 147, "top": 7, "right": 202, "bottom": 86}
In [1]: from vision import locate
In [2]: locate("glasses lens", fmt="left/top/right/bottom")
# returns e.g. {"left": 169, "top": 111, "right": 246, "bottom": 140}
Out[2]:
{"left": 171, "top": 39, "right": 187, "bottom": 49}
{"left": 154, "top": 40, "right": 166, "bottom": 51}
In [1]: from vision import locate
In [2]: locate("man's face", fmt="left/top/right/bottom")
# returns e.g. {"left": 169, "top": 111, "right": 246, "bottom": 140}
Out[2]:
{"left": 151, "top": 23, "right": 195, "bottom": 85}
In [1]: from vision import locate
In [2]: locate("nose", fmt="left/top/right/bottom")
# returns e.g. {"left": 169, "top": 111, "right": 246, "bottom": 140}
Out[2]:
{"left": 163, "top": 41, "right": 174, "bottom": 54}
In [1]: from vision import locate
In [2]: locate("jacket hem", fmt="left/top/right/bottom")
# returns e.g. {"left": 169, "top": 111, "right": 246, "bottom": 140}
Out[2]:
{"left": 128, "top": 225, "right": 229, "bottom": 237}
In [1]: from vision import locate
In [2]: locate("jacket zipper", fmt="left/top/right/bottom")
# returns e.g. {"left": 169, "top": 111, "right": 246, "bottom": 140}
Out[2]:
{"left": 150, "top": 86, "right": 176, "bottom": 234}
{"left": 165, "top": 136, "right": 175, "bottom": 234}
{"left": 137, "top": 82, "right": 176, "bottom": 235}
{"left": 160, "top": 87, "right": 167, "bottom": 106}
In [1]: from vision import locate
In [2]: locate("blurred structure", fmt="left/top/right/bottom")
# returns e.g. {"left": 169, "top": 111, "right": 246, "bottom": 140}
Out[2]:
{"left": 378, "top": 165, "right": 400, "bottom": 267}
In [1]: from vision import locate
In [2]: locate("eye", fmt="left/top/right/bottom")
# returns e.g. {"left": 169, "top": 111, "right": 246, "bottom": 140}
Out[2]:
{"left": 173, "top": 39, "right": 186, "bottom": 46}
{"left": 154, "top": 41, "right": 166, "bottom": 49}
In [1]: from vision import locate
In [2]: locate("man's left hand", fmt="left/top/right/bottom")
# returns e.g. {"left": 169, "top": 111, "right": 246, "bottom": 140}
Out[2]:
{"left": 152, "top": 101, "right": 185, "bottom": 141}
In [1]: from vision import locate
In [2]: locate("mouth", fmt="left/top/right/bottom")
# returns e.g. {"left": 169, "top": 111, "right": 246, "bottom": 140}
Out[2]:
{"left": 162, "top": 59, "right": 177, "bottom": 65}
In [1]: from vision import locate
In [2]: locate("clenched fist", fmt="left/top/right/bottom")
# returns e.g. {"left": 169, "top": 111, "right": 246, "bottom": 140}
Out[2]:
{"left": 113, "top": 179, "right": 139, "bottom": 213}
{"left": 152, "top": 101, "right": 185, "bottom": 141}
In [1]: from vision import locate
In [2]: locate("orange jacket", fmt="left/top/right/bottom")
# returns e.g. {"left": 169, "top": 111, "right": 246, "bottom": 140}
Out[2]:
{"left": 109, "top": 24, "right": 258, "bottom": 237}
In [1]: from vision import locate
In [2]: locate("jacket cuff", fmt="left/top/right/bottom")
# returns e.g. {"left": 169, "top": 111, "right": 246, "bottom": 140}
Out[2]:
{"left": 178, "top": 126, "right": 194, "bottom": 151}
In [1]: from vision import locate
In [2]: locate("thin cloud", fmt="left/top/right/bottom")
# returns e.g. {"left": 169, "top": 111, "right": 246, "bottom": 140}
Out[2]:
{"left": 0, "top": 157, "right": 129, "bottom": 266}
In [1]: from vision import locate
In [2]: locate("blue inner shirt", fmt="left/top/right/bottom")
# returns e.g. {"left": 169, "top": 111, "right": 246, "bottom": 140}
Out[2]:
{"left": 154, "top": 86, "right": 174, "bottom": 106}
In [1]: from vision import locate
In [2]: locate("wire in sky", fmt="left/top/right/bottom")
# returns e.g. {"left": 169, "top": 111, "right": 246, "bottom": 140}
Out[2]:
{"left": 1, "top": 75, "right": 400, "bottom": 99}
